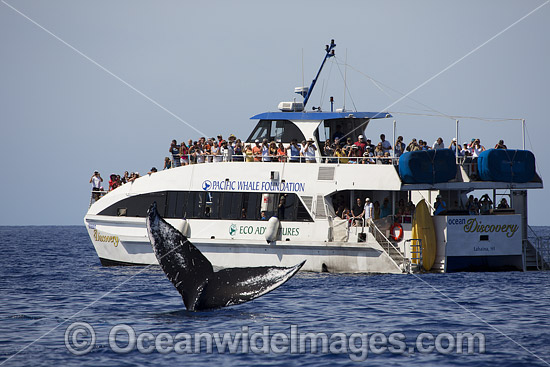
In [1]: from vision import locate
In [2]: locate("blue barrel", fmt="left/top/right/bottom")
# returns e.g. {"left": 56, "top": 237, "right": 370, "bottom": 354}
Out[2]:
{"left": 398, "top": 149, "right": 457, "bottom": 184}
{"left": 477, "top": 149, "right": 535, "bottom": 183}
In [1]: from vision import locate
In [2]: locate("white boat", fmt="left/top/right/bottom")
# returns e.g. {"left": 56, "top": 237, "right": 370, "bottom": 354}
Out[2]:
{"left": 84, "top": 40, "right": 547, "bottom": 273}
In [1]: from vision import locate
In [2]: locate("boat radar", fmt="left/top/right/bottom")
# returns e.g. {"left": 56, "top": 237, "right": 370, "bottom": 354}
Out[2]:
{"left": 278, "top": 39, "right": 336, "bottom": 112}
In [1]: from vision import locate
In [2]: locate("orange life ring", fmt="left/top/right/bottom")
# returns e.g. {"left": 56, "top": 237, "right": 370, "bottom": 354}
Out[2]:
{"left": 390, "top": 223, "right": 404, "bottom": 242}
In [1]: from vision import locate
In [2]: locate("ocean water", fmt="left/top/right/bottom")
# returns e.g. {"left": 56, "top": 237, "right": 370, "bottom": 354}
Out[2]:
{"left": 0, "top": 226, "right": 549, "bottom": 367}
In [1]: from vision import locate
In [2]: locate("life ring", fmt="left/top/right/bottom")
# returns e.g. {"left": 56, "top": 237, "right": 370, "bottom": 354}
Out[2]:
{"left": 390, "top": 223, "right": 403, "bottom": 242}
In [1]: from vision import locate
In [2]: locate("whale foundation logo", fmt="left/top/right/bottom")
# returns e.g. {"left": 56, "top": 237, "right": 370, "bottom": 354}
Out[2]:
{"left": 202, "top": 180, "right": 212, "bottom": 191}
{"left": 229, "top": 224, "right": 237, "bottom": 236}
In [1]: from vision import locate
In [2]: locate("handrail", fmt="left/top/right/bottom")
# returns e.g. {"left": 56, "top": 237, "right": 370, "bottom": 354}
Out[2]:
{"left": 170, "top": 153, "right": 400, "bottom": 167}
{"left": 368, "top": 220, "right": 407, "bottom": 269}
{"left": 528, "top": 225, "right": 550, "bottom": 270}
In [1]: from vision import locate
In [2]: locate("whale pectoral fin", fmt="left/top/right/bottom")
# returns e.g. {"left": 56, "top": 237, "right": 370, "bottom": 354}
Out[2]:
{"left": 196, "top": 260, "right": 306, "bottom": 310}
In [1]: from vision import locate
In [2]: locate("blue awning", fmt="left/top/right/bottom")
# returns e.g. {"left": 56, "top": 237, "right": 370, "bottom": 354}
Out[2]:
{"left": 250, "top": 111, "right": 392, "bottom": 120}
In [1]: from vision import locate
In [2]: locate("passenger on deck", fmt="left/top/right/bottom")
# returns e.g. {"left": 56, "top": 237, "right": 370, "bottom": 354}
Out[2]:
{"left": 433, "top": 195, "right": 447, "bottom": 215}
{"left": 380, "top": 134, "right": 392, "bottom": 154}
{"left": 252, "top": 140, "right": 262, "bottom": 162}
{"left": 348, "top": 145, "right": 360, "bottom": 163}
{"left": 302, "top": 139, "right": 317, "bottom": 163}
{"left": 479, "top": 194, "right": 493, "bottom": 214}
{"left": 432, "top": 137, "right": 445, "bottom": 150}
{"left": 244, "top": 144, "right": 254, "bottom": 162}
{"left": 195, "top": 143, "right": 206, "bottom": 164}
{"left": 421, "top": 140, "right": 430, "bottom": 151}
{"left": 394, "top": 136, "right": 405, "bottom": 157}
{"left": 277, "top": 141, "right": 287, "bottom": 162}
{"left": 228, "top": 134, "right": 237, "bottom": 147}
{"left": 497, "top": 198, "right": 510, "bottom": 209}
{"left": 363, "top": 198, "right": 374, "bottom": 224}
{"left": 261, "top": 139, "right": 271, "bottom": 162}
{"left": 233, "top": 140, "right": 244, "bottom": 161}
{"left": 180, "top": 142, "right": 189, "bottom": 166}
{"left": 354, "top": 135, "right": 367, "bottom": 155}
{"left": 361, "top": 147, "right": 374, "bottom": 164}
{"left": 466, "top": 195, "right": 478, "bottom": 215}
{"left": 324, "top": 139, "right": 335, "bottom": 163}
{"left": 382, "top": 152, "right": 392, "bottom": 164}
{"left": 212, "top": 140, "right": 223, "bottom": 162}
{"left": 374, "top": 143, "right": 384, "bottom": 163}
{"left": 351, "top": 197, "right": 364, "bottom": 226}
{"left": 163, "top": 157, "right": 172, "bottom": 170}
{"left": 407, "top": 138, "right": 420, "bottom": 152}
{"left": 462, "top": 142, "right": 472, "bottom": 156}
{"left": 260, "top": 211, "right": 267, "bottom": 220}
{"left": 448, "top": 138, "right": 463, "bottom": 156}
{"left": 269, "top": 141, "right": 278, "bottom": 161}
{"left": 90, "top": 171, "right": 103, "bottom": 201}
{"left": 221, "top": 140, "right": 233, "bottom": 162}
{"left": 169, "top": 140, "right": 181, "bottom": 167}
{"left": 471, "top": 139, "right": 486, "bottom": 157}
{"left": 495, "top": 140, "right": 507, "bottom": 149}
{"left": 287, "top": 139, "right": 301, "bottom": 162}
{"left": 334, "top": 146, "right": 348, "bottom": 164}
{"left": 365, "top": 138, "right": 375, "bottom": 152}
{"left": 122, "top": 171, "right": 130, "bottom": 184}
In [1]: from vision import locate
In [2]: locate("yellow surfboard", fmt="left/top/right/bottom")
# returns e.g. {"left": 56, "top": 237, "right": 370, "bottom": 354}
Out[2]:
{"left": 411, "top": 199, "right": 437, "bottom": 271}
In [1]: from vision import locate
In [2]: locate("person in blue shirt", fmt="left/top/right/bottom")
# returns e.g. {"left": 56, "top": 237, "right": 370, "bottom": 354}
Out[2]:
{"left": 434, "top": 195, "right": 447, "bottom": 215}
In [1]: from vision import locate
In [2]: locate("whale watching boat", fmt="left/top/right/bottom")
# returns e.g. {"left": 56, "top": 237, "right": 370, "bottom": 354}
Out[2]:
{"left": 84, "top": 40, "right": 548, "bottom": 273}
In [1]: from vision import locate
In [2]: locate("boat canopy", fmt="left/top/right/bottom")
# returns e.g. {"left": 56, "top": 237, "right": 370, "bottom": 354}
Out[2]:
{"left": 250, "top": 111, "right": 392, "bottom": 121}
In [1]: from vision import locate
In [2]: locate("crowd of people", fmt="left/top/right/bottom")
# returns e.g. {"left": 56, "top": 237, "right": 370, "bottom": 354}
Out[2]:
{"left": 433, "top": 194, "right": 511, "bottom": 216}
{"left": 89, "top": 170, "right": 148, "bottom": 199}
{"left": 164, "top": 134, "right": 507, "bottom": 168}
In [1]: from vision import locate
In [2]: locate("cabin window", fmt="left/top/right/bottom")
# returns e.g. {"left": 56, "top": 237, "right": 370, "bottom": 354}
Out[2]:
{"left": 97, "top": 191, "right": 312, "bottom": 222}
{"left": 246, "top": 120, "right": 305, "bottom": 143}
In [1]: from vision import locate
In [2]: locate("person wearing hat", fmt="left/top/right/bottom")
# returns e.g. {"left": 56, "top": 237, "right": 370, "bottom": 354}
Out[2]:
{"left": 252, "top": 139, "right": 262, "bottom": 162}
{"left": 363, "top": 198, "right": 374, "bottom": 223}
{"left": 432, "top": 137, "right": 445, "bottom": 150}
{"left": 301, "top": 138, "right": 317, "bottom": 163}
{"left": 434, "top": 194, "right": 447, "bottom": 215}
{"left": 448, "top": 138, "right": 463, "bottom": 156}
{"left": 354, "top": 135, "right": 366, "bottom": 155}
{"left": 227, "top": 134, "right": 237, "bottom": 148}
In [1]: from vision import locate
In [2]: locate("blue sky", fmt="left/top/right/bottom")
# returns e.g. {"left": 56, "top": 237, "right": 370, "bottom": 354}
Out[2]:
{"left": 1, "top": 0, "right": 549, "bottom": 225}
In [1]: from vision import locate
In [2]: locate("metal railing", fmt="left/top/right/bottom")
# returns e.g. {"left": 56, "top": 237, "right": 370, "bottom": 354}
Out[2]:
{"left": 89, "top": 190, "right": 108, "bottom": 207}
{"left": 169, "top": 153, "right": 400, "bottom": 167}
{"left": 528, "top": 225, "right": 550, "bottom": 270}
{"left": 367, "top": 220, "right": 408, "bottom": 271}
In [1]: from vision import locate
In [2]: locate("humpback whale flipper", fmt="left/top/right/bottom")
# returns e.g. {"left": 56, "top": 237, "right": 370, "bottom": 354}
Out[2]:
{"left": 146, "top": 202, "right": 305, "bottom": 311}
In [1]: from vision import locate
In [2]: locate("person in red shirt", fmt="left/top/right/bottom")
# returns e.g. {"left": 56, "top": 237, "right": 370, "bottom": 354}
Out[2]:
{"left": 354, "top": 135, "right": 367, "bottom": 155}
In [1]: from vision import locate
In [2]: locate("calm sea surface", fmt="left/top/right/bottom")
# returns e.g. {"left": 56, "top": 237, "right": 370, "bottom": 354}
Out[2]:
{"left": 0, "top": 226, "right": 549, "bottom": 366}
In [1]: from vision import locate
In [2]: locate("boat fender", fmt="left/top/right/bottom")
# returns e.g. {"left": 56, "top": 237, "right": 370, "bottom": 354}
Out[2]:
{"left": 265, "top": 216, "right": 280, "bottom": 243}
{"left": 390, "top": 223, "right": 403, "bottom": 242}
{"left": 175, "top": 219, "right": 191, "bottom": 238}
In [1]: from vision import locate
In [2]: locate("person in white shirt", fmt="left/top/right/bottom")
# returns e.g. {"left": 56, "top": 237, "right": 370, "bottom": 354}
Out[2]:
{"left": 363, "top": 197, "right": 374, "bottom": 224}
{"left": 220, "top": 141, "right": 234, "bottom": 162}
{"left": 432, "top": 137, "right": 445, "bottom": 150}
{"left": 301, "top": 139, "right": 317, "bottom": 163}
{"left": 380, "top": 134, "right": 392, "bottom": 154}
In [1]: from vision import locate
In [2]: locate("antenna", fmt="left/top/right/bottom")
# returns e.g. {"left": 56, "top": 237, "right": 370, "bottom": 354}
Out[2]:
{"left": 343, "top": 49, "right": 347, "bottom": 112}
{"left": 302, "top": 39, "right": 336, "bottom": 109}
